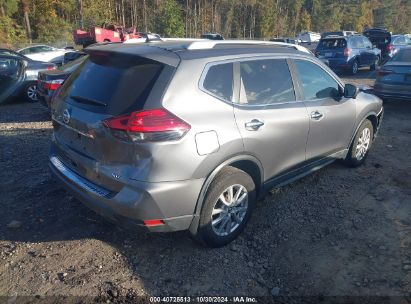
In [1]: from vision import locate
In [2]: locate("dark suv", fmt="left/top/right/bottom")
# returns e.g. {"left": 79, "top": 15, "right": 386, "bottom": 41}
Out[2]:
{"left": 49, "top": 40, "right": 383, "bottom": 247}
{"left": 315, "top": 35, "right": 381, "bottom": 74}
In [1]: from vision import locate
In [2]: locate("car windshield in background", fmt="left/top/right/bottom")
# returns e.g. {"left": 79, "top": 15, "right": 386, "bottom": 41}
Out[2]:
{"left": 59, "top": 55, "right": 88, "bottom": 73}
{"left": 391, "top": 49, "right": 411, "bottom": 62}
{"left": 61, "top": 53, "right": 165, "bottom": 115}
{"left": 318, "top": 39, "right": 347, "bottom": 49}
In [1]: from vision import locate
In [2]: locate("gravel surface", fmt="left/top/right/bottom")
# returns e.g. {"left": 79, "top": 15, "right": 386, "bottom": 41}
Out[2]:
{"left": 1, "top": 73, "right": 411, "bottom": 300}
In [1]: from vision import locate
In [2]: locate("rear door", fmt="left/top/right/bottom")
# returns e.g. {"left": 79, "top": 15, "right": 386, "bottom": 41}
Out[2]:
{"left": 232, "top": 57, "right": 309, "bottom": 181}
{"left": 291, "top": 59, "right": 356, "bottom": 160}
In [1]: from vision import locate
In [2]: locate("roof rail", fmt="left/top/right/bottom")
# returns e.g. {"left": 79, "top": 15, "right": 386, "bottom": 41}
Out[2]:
{"left": 186, "top": 40, "right": 311, "bottom": 54}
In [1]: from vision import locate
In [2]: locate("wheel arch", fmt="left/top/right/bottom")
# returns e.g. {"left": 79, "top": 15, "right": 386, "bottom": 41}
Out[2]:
{"left": 348, "top": 111, "right": 378, "bottom": 150}
{"left": 189, "top": 154, "right": 263, "bottom": 234}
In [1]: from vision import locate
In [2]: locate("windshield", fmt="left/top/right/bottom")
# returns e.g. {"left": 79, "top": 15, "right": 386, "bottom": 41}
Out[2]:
{"left": 58, "top": 55, "right": 88, "bottom": 73}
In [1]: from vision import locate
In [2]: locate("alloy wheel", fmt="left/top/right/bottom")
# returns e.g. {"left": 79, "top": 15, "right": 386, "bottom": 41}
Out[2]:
{"left": 355, "top": 127, "right": 371, "bottom": 160}
{"left": 27, "top": 85, "right": 39, "bottom": 102}
{"left": 211, "top": 184, "right": 248, "bottom": 237}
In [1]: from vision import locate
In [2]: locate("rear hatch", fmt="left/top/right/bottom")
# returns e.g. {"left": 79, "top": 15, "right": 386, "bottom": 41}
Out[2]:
{"left": 51, "top": 45, "right": 179, "bottom": 191}
{"left": 377, "top": 62, "right": 411, "bottom": 85}
{"left": 316, "top": 38, "right": 347, "bottom": 59}
{"left": 364, "top": 30, "right": 391, "bottom": 57}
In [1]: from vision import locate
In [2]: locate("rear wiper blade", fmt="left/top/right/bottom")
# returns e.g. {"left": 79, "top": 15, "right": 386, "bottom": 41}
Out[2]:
{"left": 70, "top": 95, "right": 107, "bottom": 107}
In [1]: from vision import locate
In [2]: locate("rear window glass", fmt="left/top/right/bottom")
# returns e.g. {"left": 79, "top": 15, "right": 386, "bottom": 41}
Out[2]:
{"left": 203, "top": 63, "right": 233, "bottom": 101}
{"left": 318, "top": 39, "right": 347, "bottom": 49}
{"left": 392, "top": 49, "right": 411, "bottom": 62}
{"left": 61, "top": 52, "right": 165, "bottom": 115}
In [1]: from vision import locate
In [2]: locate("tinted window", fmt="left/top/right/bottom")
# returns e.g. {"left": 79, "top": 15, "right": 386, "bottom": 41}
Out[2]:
{"left": 240, "top": 59, "right": 295, "bottom": 105}
{"left": 351, "top": 37, "right": 365, "bottom": 48}
{"left": 318, "top": 38, "right": 347, "bottom": 49}
{"left": 60, "top": 53, "right": 165, "bottom": 115}
{"left": 203, "top": 63, "right": 233, "bottom": 101}
{"left": 294, "top": 60, "right": 340, "bottom": 100}
{"left": 393, "top": 36, "right": 406, "bottom": 45}
{"left": 391, "top": 49, "right": 411, "bottom": 62}
{"left": 363, "top": 37, "right": 372, "bottom": 48}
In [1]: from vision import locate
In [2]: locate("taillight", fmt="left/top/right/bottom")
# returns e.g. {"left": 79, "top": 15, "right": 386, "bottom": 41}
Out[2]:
{"left": 47, "top": 66, "right": 56, "bottom": 70}
{"left": 386, "top": 44, "right": 393, "bottom": 52}
{"left": 143, "top": 219, "right": 164, "bottom": 227}
{"left": 103, "top": 108, "right": 191, "bottom": 142}
{"left": 44, "top": 79, "right": 64, "bottom": 91}
{"left": 344, "top": 48, "right": 352, "bottom": 57}
{"left": 377, "top": 69, "right": 393, "bottom": 77}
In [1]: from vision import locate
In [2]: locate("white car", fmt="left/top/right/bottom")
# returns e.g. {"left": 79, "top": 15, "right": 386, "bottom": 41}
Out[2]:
{"left": 17, "top": 45, "right": 71, "bottom": 63}
{"left": 297, "top": 31, "right": 321, "bottom": 43}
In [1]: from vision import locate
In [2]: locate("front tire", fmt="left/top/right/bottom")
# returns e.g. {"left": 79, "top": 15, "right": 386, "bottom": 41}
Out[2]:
{"left": 344, "top": 119, "right": 374, "bottom": 167}
{"left": 192, "top": 166, "right": 256, "bottom": 247}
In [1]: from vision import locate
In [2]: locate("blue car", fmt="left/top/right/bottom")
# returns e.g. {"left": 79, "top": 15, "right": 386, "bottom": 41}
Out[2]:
{"left": 315, "top": 35, "right": 381, "bottom": 74}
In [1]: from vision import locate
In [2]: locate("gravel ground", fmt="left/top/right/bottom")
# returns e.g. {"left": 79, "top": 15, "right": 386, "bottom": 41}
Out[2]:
{"left": 1, "top": 72, "right": 411, "bottom": 301}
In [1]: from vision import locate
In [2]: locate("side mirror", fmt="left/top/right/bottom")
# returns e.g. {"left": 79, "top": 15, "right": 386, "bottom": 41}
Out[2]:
{"left": 344, "top": 84, "right": 359, "bottom": 99}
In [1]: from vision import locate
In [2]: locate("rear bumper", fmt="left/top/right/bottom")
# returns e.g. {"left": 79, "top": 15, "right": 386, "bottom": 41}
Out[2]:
{"left": 49, "top": 147, "right": 204, "bottom": 233}
{"left": 374, "top": 83, "right": 411, "bottom": 100}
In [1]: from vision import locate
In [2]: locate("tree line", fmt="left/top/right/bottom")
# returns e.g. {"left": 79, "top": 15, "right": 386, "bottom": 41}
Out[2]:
{"left": 0, "top": 0, "right": 410, "bottom": 46}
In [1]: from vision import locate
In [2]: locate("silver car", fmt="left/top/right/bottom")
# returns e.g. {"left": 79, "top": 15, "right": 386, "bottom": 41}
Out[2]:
{"left": 49, "top": 40, "right": 383, "bottom": 247}
{"left": 374, "top": 47, "right": 411, "bottom": 100}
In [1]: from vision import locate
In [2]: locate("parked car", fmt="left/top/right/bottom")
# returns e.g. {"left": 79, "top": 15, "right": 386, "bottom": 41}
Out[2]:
{"left": 374, "top": 47, "right": 411, "bottom": 100}
{"left": 363, "top": 28, "right": 392, "bottom": 61}
{"left": 49, "top": 40, "right": 383, "bottom": 247}
{"left": 62, "top": 51, "right": 87, "bottom": 65}
{"left": 0, "top": 55, "right": 26, "bottom": 104}
{"left": 297, "top": 31, "right": 321, "bottom": 42}
{"left": 270, "top": 37, "right": 300, "bottom": 45}
{"left": 38, "top": 55, "right": 88, "bottom": 108}
{"left": 0, "top": 48, "right": 56, "bottom": 101}
{"left": 321, "top": 31, "right": 357, "bottom": 38}
{"left": 17, "top": 44, "right": 72, "bottom": 63}
{"left": 387, "top": 35, "right": 411, "bottom": 58}
{"left": 201, "top": 33, "right": 224, "bottom": 40}
{"left": 315, "top": 35, "right": 381, "bottom": 74}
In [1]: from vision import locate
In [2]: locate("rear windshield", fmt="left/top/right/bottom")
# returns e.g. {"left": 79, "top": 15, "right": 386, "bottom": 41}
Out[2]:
{"left": 60, "top": 52, "right": 165, "bottom": 115}
{"left": 318, "top": 39, "right": 347, "bottom": 49}
{"left": 391, "top": 49, "right": 411, "bottom": 62}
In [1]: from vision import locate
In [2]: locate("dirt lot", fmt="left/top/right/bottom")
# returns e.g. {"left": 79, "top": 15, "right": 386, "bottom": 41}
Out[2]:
{"left": 1, "top": 71, "right": 411, "bottom": 301}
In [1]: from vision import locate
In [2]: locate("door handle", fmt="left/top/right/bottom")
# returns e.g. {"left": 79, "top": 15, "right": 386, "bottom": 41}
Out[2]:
{"left": 245, "top": 119, "right": 264, "bottom": 131}
{"left": 310, "top": 111, "right": 324, "bottom": 120}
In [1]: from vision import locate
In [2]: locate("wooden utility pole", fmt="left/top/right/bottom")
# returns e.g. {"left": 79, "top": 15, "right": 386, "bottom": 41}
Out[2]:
{"left": 21, "top": 0, "right": 32, "bottom": 43}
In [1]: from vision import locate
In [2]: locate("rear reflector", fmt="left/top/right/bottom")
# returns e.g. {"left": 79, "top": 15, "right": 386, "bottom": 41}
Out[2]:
{"left": 103, "top": 108, "right": 190, "bottom": 142}
{"left": 143, "top": 219, "right": 164, "bottom": 227}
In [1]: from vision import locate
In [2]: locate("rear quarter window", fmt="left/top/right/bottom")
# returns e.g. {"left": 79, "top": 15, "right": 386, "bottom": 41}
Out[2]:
{"left": 202, "top": 63, "right": 233, "bottom": 102}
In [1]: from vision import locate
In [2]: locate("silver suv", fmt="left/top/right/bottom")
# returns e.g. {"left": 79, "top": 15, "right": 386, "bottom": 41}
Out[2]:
{"left": 49, "top": 40, "right": 383, "bottom": 247}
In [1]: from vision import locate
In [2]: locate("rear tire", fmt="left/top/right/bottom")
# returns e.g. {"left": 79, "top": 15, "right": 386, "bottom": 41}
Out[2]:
{"left": 351, "top": 59, "right": 359, "bottom": 75}
{"left": 25, "top": 83, "right": 38, "bottom": 102}
{"left": 191, "top": 166, "right": 256, "bottom": 248}
{"left": 344, "top": 119, "right": 374, "bottom": 167}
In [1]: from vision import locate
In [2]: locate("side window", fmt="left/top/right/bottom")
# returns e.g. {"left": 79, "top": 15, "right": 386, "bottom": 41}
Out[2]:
{"left": 363, "top": 37, "right": 372, "bottom": 48}
{"left": 19, "top": 48, "right": 30, "bottom": 55}
{"left": 294, "top": 60, "right": 340, "bottom": 100}
{"left": 239, "top": 59, "right": 295, "bottom": 105}
{"left": 356, "top": 37, "right": 365, "bottom": 48}
{"left": 395, "top": 37, "right": 406, "bottom": 45}
{"left": 203, "top": 63, "right": 233, "bottom": 101}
